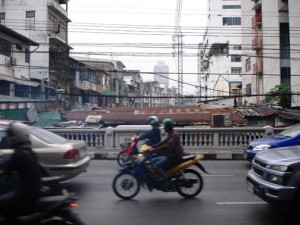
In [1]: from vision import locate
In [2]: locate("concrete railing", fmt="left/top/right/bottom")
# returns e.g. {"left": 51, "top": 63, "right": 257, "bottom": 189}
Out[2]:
{"left": 47, "top": 125, "right": 284, "bottom": 159}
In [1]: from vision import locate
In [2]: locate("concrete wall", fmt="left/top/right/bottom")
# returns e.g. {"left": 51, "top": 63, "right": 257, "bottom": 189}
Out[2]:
{"left": 289, "top": 0, "right": 300, "bottom": 107}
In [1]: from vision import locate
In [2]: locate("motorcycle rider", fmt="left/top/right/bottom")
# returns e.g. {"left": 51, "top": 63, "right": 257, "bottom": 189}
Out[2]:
{"left": 0, "top": 122, "right": 41, "bottom": 216}
{"left": 137, "top": 115, "right": 161, "bottom": 146}
{"left": 148, "top": 118, "right": 184, "bottom": 182}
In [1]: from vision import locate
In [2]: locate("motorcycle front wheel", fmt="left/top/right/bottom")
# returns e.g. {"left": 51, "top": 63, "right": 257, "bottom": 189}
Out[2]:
{"left": 117, "top": 152, "right": 130, "bottom": 167}
{"left": 41, "top": 208, "right": 86, "bottom": 225}
{"left": 112, "top": 172, "right": 140, "bottom": 200}
{"left": 175, "top": 169, "right": 203, "bottom": 198}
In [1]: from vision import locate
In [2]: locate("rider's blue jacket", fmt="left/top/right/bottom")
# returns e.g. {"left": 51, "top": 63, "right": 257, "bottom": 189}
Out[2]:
{"left": 138, "top": 124, "right": 161, "bottom": 146}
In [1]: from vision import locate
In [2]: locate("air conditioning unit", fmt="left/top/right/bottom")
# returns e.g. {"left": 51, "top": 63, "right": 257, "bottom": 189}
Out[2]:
{"left": 201, "top": 60, "right": 209, "bottom": 69}
{"left": 5, "top": 57, "right": 11, "bottom": 65}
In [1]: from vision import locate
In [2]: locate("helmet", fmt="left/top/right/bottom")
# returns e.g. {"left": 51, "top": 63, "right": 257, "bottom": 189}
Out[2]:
{"left": 6, "top": 122, "right": 30, "bottom": 147}
{"left": 148, "top": 115, "right": 159, "bottom": 125}
{"left": 162, "top": 118, "right": 174, "bottom": 128}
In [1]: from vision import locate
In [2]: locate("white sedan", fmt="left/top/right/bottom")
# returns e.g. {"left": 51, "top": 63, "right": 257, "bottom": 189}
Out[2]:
{"left": 0, "top": 120, "right": 90, "bottom": 181}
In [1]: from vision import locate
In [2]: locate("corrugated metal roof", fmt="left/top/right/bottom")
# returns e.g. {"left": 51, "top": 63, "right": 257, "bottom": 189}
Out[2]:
{"left": 237, "top": 107, "right": 264, "bottom": 117}
{"left": 65, "top": 105, "right": 247, "bottom": 126}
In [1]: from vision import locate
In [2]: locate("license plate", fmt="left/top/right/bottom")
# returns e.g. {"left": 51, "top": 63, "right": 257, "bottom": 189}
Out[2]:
{"left": 247, "top": 181, "right": 255, "bottom": 194}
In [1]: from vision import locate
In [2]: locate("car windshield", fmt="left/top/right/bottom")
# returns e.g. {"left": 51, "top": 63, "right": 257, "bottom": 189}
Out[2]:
{"left": 29, "top": 128, "right": 67, "bottom": 144}
{"left": 280, "top": 124, "right": 300, "bottom": 138}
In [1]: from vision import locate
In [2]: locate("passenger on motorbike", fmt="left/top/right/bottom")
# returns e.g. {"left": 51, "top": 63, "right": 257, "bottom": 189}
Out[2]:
{"left": 0, "top": 122, "right": 41, "bottom": 216}
{"left": 148, "top": 118, "right": 184, "bottom": 182}
{"left": 137, "top": 115, "right": 161, "bottom": 147}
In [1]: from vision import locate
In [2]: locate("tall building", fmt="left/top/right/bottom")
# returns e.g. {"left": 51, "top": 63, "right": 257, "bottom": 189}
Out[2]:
{"left": 1, "top": 0, "right": 73, "bottom": 101}
{"left": 198, "top": 0, "right": 242, "bottom": 106}
{"left": 153, "top": 61, "right": 169, "bottom": 88}
{"left": 241, "top": 0, "right": 300, "bottom": 107}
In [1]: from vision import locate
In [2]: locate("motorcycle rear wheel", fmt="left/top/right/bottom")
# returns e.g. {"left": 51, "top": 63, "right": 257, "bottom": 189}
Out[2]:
{"left": 175, "top": 169, "right": 203, "bottom": 198}
{"left": 117, "top": 152, "right": 130, "bottom": 167}
{"left": 112, "top": 172, "right": 140, "bottom": 200}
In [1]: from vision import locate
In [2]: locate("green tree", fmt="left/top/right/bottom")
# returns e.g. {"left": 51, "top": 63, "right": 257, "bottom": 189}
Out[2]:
{"left": 265, "top": 84, "right": 291, "bottom": 108}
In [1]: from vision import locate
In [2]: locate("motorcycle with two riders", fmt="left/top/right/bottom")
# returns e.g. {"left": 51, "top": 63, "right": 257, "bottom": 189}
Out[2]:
{"left": 113, "top": 144, "right": 208, "bottom": 200}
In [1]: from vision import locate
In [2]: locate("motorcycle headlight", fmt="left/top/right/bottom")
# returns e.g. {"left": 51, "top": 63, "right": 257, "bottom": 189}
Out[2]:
{"left": 269, "top": 165, "right": 289, "bottom": 172}
{"left": 253, "top": 144, "right": 271, "bottom": 151}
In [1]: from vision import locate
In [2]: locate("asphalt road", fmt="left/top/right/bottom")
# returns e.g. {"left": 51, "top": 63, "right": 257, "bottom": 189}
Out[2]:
{"left": 69, "top": 160, "right": 295, "bottom": 225}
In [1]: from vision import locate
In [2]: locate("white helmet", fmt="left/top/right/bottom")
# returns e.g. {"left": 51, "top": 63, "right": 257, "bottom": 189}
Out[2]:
{"left": 6, "top": 122, "right": 30, "bottom": 147}
{"left": 148, "top": 115, "right": 159, "bottom": 125}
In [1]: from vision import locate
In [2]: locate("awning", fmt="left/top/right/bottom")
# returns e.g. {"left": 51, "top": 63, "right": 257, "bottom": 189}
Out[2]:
{"left": 0, "top": 109, "right": 28, "bottom": 121}
{"left": 0, "top": 74, "right": 39, "bottom": 87}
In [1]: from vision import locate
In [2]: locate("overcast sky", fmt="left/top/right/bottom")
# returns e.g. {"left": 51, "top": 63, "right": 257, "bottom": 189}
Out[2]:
{"left": 68, "top": 0, "right": 208, "bottom": 94}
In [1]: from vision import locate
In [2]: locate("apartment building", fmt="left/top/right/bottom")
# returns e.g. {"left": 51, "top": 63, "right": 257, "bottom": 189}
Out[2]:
{"left": 198, "top": 0, "right": 243, "bottom": 106}
{"left": 123, "top": 70, "right": 144, "bottom": 107}
{"left": 1, "top": 0, "right": 73, "bottom": 102}
{"left": 0, "top": 25, "right": 39, "bottom": 100}
{"left": 241, "top": 0, "right": 300, "bottom": 107}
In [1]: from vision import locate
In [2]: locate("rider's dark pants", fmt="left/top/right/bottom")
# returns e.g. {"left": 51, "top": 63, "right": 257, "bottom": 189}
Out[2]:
{"left": 150, "top": 155, "right": 168, "bottom": 181}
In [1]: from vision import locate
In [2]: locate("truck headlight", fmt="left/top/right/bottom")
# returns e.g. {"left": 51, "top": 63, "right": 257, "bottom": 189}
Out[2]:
{"left": 267, "top": 174, "right": 284, "bottom": 185}
{"left": 269, "top": 165, "right": 288, "bottom": 172}
{"left": 253, "top": 144, "right": 271, "bottom": 151}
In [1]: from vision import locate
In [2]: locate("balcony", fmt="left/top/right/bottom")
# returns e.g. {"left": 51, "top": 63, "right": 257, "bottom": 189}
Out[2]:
{"left": 47, "top": 0, "right": 68, "bottom": 18}
{"left": 253, "top": 60, "right": 263, "bottom": 74}
{"left": 252, "top": 14, "right": 262, "bottom": 27}
{"left": 252, "top": 36, "right": 263, "bottom": 50}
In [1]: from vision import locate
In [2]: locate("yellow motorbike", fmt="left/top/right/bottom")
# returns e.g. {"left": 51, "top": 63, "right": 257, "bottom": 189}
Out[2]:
{"left": 112, "top": 145, "right": 208, "bottom": 200}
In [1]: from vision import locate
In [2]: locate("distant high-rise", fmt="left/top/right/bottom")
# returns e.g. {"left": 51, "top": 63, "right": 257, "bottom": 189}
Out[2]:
{"left": 153, "top": 61, "right": 169, "bottom": 88}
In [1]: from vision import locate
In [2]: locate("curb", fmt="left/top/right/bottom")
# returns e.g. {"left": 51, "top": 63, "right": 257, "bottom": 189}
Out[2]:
{"left": 92, "top": 152, "right": 245, "bottom": 160}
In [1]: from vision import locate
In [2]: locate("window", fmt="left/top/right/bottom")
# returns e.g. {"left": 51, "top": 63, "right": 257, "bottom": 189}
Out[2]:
{"left": 223, "top": 17, "right": 241, "bottom": 26}
{"left": 0, "top": 37, "right": 11, "bottom": 57}
{"left": 222, "top": 5, "right": 241, "bottom": 9}
{"left": 16, "top": 45, "right": 22, "bottom": 51}
{"left": 245, "top": 57, "right": 251, "bottom": 72}
{"left": 29, "top": 128, "right": 67, "bottom": 144}
{"left": 25, "top": 11, "right": 35, "bottom": 29}
{"left": 280, "top": 23, "right": 290, "bottom": 59}
{"left": 233, "top": 45, "right": 241, "bottom": 50}
{"left": 0, "top": 13, "right": 5, "bottom": 25}
{"left": 25, "top": 48, "right": 30, "bottom": 63}
{"left": 231, "top": 67, "right": 242, "bottom": 74}
{"left": 246, "top": 84, "right": 251, "bottom": 96}
{"left": 231, "top": 55, "right": 241, "bottom": 62}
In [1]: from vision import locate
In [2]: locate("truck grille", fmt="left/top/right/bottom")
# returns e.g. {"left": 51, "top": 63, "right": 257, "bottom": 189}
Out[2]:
{"left": 254, "top": 159, "right": 267, "bottom": 168}
{"left": 252, "top": 159, "right": 267, "bottom": 178}
{"left": 253, "top": 167, "right": 264, "bottom": 177}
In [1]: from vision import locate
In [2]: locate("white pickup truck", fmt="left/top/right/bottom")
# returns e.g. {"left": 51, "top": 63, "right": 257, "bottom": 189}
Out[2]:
{"left": 247, "top": 145, "right": 300, "bottom": 212}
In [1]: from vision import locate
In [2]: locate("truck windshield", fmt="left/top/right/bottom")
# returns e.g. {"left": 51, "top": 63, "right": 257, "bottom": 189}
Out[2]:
{"left": 280, "top": 124, "right": 300, "bottom": 138}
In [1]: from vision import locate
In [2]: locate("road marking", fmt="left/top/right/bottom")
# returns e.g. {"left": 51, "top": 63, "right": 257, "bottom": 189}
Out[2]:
{"left": 216, "top": 202, "right": 267, "bottom": 205}
{"left": 203, "top": 174, "right": 235, "bottom": 177}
